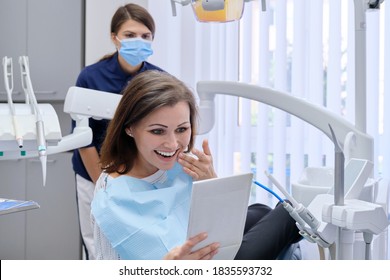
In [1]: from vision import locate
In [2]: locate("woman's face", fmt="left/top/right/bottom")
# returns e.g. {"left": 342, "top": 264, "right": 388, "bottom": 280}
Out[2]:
{"left": 113, "top": 18, "right": 152, "bottom": 47}
{"left": 130, "top": 101, "right": 192, "bottom": 177}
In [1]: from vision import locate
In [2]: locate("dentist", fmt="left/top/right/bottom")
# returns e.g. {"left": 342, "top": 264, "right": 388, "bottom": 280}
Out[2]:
{"left": 71, "top": 3, "right": 165, "bottom": 260}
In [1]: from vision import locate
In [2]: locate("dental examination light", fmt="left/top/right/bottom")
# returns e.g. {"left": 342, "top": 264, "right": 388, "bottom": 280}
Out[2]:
{"left": 1, "top": 57, "right": 92, "bottom": 186}
{"left": 170, "top": 0, "right": 263, "bottom": 22}
{"left": 191, "top": 0, "right": 244, "bottom": 22}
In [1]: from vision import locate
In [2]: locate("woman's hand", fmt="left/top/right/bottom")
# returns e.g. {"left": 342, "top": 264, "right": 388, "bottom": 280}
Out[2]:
{"left": 178, "top": 139, "right": 217, "bottom": 181}
{"left": 163, "top": 232, "right": 219, "bottom": 260}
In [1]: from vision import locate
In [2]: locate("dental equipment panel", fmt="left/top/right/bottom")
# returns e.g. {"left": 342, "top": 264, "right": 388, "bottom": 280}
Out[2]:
{"left": 1, "top": 56, "right": 92, "bottom": 186}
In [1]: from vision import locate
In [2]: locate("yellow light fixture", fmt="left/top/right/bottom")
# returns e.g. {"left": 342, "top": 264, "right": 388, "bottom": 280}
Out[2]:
{"left": 191, "top": 0, "right": 245, "bottom": 22}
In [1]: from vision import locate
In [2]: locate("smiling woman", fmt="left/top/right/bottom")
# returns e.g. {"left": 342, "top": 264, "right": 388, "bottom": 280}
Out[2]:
{"left": 91, "top": 70, "right": 301, "bottom": 260}
{"left": 99, "top": 70, "right": 200, "bottom": 178}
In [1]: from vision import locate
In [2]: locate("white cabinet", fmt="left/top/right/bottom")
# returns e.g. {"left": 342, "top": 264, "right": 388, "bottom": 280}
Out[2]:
{"left": 0, "top": 153, "right": 81, "bottom": 260}
{"left": 25, "top": 153, "right": 81, "bottom": 259}
{"left": 0, "top": 0, "right": 84, "bottom": 102}
{"left": 0, "top": 160, "right": 27, "bottom": 259}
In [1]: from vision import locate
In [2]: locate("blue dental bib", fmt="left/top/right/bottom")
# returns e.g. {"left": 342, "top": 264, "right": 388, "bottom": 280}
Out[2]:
{"left": 91, "top": 163, "right": 192, "bottom": 260}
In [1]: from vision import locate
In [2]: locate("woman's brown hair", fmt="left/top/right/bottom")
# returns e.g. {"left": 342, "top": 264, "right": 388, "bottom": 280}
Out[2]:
{"left": 99, "top": 71, "right": 198, "bottom": 174}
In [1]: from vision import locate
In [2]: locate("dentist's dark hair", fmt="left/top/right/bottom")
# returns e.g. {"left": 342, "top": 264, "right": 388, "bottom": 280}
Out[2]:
{"left": 111, "top": 3, "right": 155, "bottom": 38}
{"left": 100, "top": 3, "right": 156, "bottom": 61}
{"left": 99, "top": 70, "right": 198, "bottom": 174}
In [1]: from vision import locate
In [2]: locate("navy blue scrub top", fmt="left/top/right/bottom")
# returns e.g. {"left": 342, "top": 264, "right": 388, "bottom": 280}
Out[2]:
{"left": 71, "top": 52, "right": 164, "bottom": 181}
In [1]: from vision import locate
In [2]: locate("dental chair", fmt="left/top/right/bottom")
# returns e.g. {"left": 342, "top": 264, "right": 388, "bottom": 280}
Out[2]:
{"left": 196, "top": 80, "right": 389, "bottom": 260}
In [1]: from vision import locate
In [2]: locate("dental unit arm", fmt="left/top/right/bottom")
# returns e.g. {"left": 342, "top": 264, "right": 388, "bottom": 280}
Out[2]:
{"left": 197, "top": 80, "right": 373, "bottom": 161}
{"left": 196, "top": 80, "right": 389, "bottom": 259}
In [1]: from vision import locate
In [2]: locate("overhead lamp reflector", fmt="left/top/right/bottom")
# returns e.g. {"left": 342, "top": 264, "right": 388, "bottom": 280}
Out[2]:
{"left": 191, "top": 0, "right": 245, "bottom": 22}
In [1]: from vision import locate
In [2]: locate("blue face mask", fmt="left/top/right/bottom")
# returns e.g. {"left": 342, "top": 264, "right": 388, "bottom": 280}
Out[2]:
{"left": 117, "top": 37, "right": 153, "bottom": 66}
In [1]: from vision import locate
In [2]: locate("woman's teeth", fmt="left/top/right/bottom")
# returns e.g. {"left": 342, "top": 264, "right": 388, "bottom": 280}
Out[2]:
{"left": 156, "top": 150, "right": 176, "bottom": 157}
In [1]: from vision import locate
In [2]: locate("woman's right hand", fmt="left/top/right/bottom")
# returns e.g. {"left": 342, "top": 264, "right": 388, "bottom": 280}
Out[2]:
{"left": 178, "top": 139, "right": 217, "bottom": 181}
{"left": 163, "top": 232, "right": 219, "bottom": 260}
